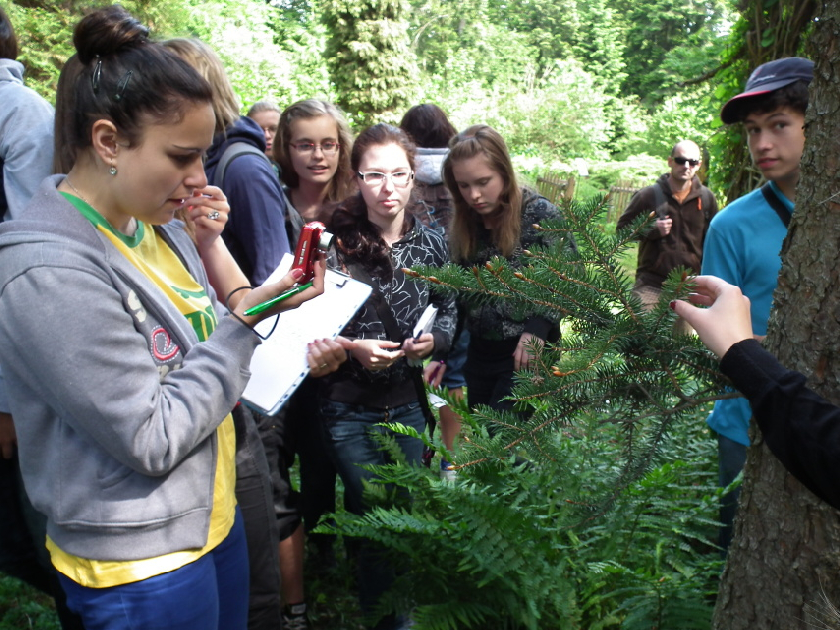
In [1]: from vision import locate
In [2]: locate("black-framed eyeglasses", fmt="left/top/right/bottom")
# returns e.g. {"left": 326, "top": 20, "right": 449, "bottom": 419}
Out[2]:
{"left": 290, "top": 141, "right": 340, "bottom": 155}
{"left": 673, "top": 157, "right": 701, "bottom": 167}
{"left": 357, "top": 170, "right": 414, "bottom": 188}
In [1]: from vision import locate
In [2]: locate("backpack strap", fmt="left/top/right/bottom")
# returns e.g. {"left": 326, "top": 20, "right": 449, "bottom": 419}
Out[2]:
{"left": 279, "top": 186, "right": 306, "bottom": 248}
{"left": 760, "top": 183, "right": 791, "bottom": 228}
{"left": 700, "top": 187, "right": 714, "bottom": 222}
{"left": 211, "top": 142, "right": 271, "bottom": 190}
{"left": 652, "top": 182, "right": 669, "bottom": 219}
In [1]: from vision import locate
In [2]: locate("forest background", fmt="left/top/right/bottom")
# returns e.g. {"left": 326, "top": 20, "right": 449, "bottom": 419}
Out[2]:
{"left": 1, "top": 0, "right": 825, "bottom": 629}
{"left": 7, "top": 0, "right": 742, "bottom": 206}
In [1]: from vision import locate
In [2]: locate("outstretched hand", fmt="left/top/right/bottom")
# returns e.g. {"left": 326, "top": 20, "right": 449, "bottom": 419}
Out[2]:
{"left": 670, "top": 275, "right": 754, "bottom": 359}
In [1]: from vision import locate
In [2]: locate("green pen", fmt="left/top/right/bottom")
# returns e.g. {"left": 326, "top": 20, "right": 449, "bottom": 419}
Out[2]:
{"left": 243, "top": 282, "right": 314, "bottom": 317}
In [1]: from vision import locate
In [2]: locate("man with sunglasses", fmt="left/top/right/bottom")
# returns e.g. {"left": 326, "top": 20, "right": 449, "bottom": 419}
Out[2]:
{"left": 617, "top": 140, "right": 718, "bottom": 321}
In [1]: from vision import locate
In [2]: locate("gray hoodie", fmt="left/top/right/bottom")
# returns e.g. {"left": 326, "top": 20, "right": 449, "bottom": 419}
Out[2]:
{"left": 414, "top": 147, "right": 448, "bottom": 185}
{"left": 0, "top": 176, "right": 260, "bottom": 561}
{"left": 0, "top": 59, "right": 55, "bottom": 220}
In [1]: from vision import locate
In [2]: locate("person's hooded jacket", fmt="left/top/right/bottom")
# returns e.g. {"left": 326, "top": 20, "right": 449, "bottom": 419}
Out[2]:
{"left": 204, "top": 116, "right": 291, "bottom": 285}
{"left": 0, "top": 176, "right": 260, "bottom": 561}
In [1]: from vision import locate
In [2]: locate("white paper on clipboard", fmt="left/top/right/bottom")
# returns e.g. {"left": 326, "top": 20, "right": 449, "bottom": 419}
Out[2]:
{"left": 412, "top": 304, "right": 438, "bottom": 339}
{"left": 407, "top": 304, "right": 438, "bottom": 367}
{"left": 241, "top": 254, "right": 371, "bottom": 415}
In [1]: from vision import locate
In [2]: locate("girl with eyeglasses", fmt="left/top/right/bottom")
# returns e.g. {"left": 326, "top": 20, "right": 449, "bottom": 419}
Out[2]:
{"left": 264, "top": 99, "right": 356, "bottom": 626}
{"left": 443, "top": 124, "right": 571, "bottom": 420}
{"left": 319, "top": 123, "right": 457, "bottom": 630}
{"left": 274, "top": 99, "right": 355, "bottom": 226}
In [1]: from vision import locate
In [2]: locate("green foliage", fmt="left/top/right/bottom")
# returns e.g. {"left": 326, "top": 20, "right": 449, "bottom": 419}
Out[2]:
{"left": 6, "top": 0, "right": 329, "bottom": 109}
{"left": 4, "top": 3, "right": 74, "bottom": 99}
{"left": 614, "top": 0, "right": 731, "bottom": 105}
{"left": 322, "top": 0, "right": 419, "bottom": 126}
{"left": 321, "top": 195, "right": 728, "bottom": 628}
{"left": 0, "top": 575, "right": 59, "bottom": 629}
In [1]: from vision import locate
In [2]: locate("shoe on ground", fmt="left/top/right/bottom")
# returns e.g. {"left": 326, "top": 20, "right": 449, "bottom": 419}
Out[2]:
{"left": 283, "top": 603, "right": 308, "bottom": 630}
{"left": 439, "top": 458, "right": 458, "bottom": 482}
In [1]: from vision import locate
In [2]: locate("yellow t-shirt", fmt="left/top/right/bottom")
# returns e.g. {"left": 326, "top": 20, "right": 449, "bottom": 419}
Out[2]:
{"left": 48, "top": 194, "right": 237, "bottom": 587}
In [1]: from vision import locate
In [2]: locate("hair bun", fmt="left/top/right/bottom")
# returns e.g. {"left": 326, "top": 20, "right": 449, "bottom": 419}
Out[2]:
{"left": 73, "top": 5, "right": 149, "bottom": 65}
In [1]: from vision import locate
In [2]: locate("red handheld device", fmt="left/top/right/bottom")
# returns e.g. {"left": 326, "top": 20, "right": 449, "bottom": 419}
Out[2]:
{"left": 291, "top": 221, "right": 335, "bottom": 283}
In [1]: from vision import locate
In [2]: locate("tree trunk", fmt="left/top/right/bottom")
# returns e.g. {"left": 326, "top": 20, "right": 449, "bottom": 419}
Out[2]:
{"left": 713, "top": 2, "right": 840, "bottom": 627}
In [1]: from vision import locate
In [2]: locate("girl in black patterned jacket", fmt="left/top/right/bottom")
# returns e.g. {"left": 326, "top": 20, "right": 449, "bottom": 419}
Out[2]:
{"left": 319, "top": 124, "right": 456, "bottom": 630}
{"left": 444, "top": 124, "right": 564, "bottom": 416}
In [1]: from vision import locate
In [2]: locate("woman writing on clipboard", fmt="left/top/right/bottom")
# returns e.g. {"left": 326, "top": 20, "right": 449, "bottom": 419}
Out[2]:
{"left": 0, "top": 7, "right": 324, "bottom": 628}
{"left": 318, "top": 123, "right": 457, "bottom": 630}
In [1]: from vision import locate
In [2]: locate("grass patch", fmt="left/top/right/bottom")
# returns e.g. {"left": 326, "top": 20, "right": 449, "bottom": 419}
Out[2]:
{"left": 0, "top": 575, "right": 59, "bottom": 630}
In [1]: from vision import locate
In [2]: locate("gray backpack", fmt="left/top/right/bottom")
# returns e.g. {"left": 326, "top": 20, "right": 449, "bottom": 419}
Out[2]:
{"left": 210, "top": 142, "right": 305, "bottom": 245}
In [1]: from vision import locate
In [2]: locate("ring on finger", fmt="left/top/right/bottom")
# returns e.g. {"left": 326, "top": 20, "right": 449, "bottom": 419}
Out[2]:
{"left": 318, "top": 363, "right": 328, "bottom": 369}
{"left": 207, "top": 210, "right": 221, "bottom": 220}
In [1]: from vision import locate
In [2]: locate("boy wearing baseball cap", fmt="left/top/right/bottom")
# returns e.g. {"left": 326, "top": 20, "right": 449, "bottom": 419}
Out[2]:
{"left": 701, "top": 56, "right": 813, "bottom": 551}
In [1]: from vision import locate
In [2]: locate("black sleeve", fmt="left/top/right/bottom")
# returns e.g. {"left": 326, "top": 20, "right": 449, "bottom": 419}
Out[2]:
{"left": 721, "top": 339, "right": 840, "bottom": 510}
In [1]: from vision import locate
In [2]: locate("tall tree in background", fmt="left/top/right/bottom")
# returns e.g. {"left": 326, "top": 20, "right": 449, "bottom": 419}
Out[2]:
{"left": 572, "top": 0, "right": 625, "bottom": 95}
{"left": 9, "top": 0, "right": 328, "bottom": 107}
{"left": 322, "top": 0, "right": 419, "bottom": 126}
{"left": 615, "top": 0, "right": 729, "bottom": 105}
{"left": 712, "top": 1, "right": 840, "bottom": 626}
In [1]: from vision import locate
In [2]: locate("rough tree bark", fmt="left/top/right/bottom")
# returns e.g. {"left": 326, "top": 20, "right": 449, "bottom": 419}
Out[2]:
{"left": 713, "top": 2, "right": 840, "bottom": 627}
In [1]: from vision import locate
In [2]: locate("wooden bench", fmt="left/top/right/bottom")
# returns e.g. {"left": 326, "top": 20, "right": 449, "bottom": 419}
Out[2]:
{"left": 536, "top": 173, "right": 576, "bottom": 205}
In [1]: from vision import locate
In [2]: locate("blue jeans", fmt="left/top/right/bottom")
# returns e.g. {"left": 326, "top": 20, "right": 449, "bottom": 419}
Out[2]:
{"left": 717, "top": 433, "right": 746, "bottom": 553}
{"left": 59, "top": 507, "right": 250, "bottom": 630}
{"left": 440, "top": 329, "right": 469, "bottom": 390}
{"left": 319, "top": 399, "right": 425, "bottom": 630}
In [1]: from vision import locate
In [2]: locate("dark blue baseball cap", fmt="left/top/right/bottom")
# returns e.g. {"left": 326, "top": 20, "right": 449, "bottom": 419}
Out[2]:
{"left": 720, "top": 57, "right": 814, "bottom": 124}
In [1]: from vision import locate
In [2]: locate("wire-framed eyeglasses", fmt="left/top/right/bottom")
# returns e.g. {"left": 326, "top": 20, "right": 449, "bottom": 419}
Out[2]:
{"left": 290, "top": 141, "right": 340, "bottom": 155}
{"left": 357, "top": 170, "right": 414, "bottom": 188}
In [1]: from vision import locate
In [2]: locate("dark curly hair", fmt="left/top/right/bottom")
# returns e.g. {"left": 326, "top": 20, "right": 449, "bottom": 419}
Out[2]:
{"left": 730, "top": 80, "right": 810, "bottom": 123}
{"left": 330, "top": 123, "right": 416, "bottom": 278}
{"left": 0, "top": 6, "right": 19, "bottom": 60}
{"left": 399, "top": 103, "right": 456, "bottom": 149}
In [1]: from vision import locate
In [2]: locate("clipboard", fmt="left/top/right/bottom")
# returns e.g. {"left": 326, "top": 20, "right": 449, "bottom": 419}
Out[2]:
{"left": 241, "top": 254, "right": 372, "bottom": 415}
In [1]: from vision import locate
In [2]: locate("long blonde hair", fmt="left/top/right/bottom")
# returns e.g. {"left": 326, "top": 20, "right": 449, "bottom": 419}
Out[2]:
{"left": 443, "top": 125, "right": 522, "bottom": 263}
{"left": 274, "top": 99, "right": 355, "bottom": 202}
{"left": 163, "top": 38, "right": 240, "bottom": 135}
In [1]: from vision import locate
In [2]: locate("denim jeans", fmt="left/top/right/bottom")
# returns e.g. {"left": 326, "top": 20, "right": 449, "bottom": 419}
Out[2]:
{"left": 59, "top": 507, "right": 249, "bottom": 630}
{"left": 319, "top": 398, "right": 425, "bottom": 630}
{"left": 717, "top": 433, "right": 747, "bottom": 553}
